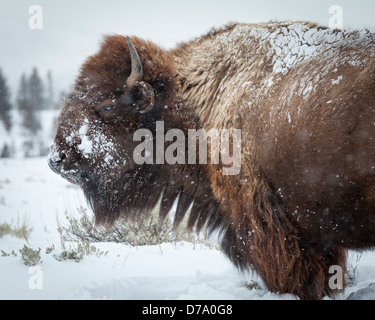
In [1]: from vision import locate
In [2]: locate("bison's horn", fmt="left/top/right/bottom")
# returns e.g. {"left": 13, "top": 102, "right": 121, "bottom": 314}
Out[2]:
{"left": 126, "top": 36, "right": 143, "bottom": 88}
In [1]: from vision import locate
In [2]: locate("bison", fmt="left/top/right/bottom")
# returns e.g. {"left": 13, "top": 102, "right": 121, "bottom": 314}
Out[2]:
{"left": 48, "top": 21, "right": 375, "bottom": 299}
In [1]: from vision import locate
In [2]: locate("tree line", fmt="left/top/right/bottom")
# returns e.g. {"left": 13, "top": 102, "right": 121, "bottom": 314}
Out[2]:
{"left": 0, "top": 67, "right": 66, "bottom": 158}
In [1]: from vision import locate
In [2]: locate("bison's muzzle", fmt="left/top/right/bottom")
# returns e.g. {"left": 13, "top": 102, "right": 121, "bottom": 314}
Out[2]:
{"left": 48, "top": 145, "right": 64, "bottom": 175}
{"left": 48, "top": 144, "right": 87, "bottom": 185}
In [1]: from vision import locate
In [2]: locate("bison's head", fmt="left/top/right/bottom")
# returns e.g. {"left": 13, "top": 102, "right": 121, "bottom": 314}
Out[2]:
{"left": 48, "top": 35, "right": 177, "bottom": 224}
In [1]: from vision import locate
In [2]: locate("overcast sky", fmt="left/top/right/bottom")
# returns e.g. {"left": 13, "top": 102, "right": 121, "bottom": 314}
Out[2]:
{"left": 1, "top": 0, "right": 374, "bottom": 101}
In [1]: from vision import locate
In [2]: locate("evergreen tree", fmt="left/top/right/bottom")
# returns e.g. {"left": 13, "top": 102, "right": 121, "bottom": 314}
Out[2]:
{"left": 0, "top": 144, "right": 11, "bottom": 158}
{"left": 46, "top": 70, "right": 54, "bottom": 109}
{"left": 29, "top": 67, "right": 45, "bottom": 110}
{"left": 17, "top": 73, "right": 41, "bottom": 133}
{"left": 0, "top": 69, "right": 12, "bottom": 131}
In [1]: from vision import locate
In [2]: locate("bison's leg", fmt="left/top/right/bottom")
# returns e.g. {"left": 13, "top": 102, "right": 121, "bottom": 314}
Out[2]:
{"left": 296, "top": 244, "right": 347, "bottom": 299}
{"left": 272, "top": 240, "right": 348, "bottom": 299}
{"left": 221, "top": 204, "right": 347, "bottom": 299}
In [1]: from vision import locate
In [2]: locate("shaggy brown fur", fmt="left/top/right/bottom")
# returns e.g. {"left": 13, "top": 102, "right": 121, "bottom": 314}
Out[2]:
{"left": 49, "top": 21, "right": 375, "bottom": 299}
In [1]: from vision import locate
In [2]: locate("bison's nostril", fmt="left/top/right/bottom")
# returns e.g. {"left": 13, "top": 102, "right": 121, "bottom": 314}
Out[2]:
{"left": 48, "top": 148, "right": 67, "bottom": 175}
{"left": 48, "top": 156, "right": 62, "bottom": 173}
{"left": 51, "top": 153, "right": 64, "bottom": 165}
{"left": 60, "top": 153, "right": 66, "bottom": 162}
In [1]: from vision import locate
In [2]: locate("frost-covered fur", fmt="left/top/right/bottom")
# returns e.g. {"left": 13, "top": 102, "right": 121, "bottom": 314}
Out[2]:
{"left": 50, "top": 21, "right": 375, "bottom": 300}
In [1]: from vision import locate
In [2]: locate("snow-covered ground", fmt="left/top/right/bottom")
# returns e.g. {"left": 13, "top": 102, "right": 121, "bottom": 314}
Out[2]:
{"left": 0, "top": 157, "right": 375, "bottom": 300}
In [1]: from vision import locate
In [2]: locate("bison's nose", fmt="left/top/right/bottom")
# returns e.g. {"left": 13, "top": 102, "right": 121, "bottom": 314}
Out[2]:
{"left": 48, "top": 153, "right": 66, "bottom": 174}
{"left": 47, "top": 144, "right": 66, "bottom": 175}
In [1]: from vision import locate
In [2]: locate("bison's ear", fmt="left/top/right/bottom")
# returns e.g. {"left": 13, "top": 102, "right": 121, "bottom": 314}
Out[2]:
{"left": 130, "top": 81, "right": 155, "bottom": 113}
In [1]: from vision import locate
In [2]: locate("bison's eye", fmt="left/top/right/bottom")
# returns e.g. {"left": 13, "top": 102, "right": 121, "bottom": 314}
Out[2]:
{"left": 95, "top": 99, "right": 119, "bottom": 120}
{"left": 99, "top": 104, "right": 115, "bottom": 112}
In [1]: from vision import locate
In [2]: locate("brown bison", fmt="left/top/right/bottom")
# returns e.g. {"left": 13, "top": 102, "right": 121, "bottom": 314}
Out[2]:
{"left": 49, "top": 21, "right": 375, "bottom": 299}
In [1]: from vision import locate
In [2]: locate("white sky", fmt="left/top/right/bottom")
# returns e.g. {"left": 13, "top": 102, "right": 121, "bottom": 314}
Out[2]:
{"left": 1, "top": 0, "right": 374, "bottom": 100}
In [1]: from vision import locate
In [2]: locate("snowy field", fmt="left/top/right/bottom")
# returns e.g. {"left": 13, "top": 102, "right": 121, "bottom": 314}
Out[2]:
{"left": 1, "top": 157, "right": 375, "bottom": 300}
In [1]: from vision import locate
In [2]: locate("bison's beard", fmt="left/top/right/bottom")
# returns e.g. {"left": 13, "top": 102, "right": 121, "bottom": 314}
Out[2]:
{"left": 81, "top": 165, "right": 162, "bottom": 226}
{"left": 80, "top": 163, "right": 227, "bottom": 235}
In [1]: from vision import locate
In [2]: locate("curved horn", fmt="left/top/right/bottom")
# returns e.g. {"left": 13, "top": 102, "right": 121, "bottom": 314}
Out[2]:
{"left": 126, "top": 36, "right": 143, "bottom": 87}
